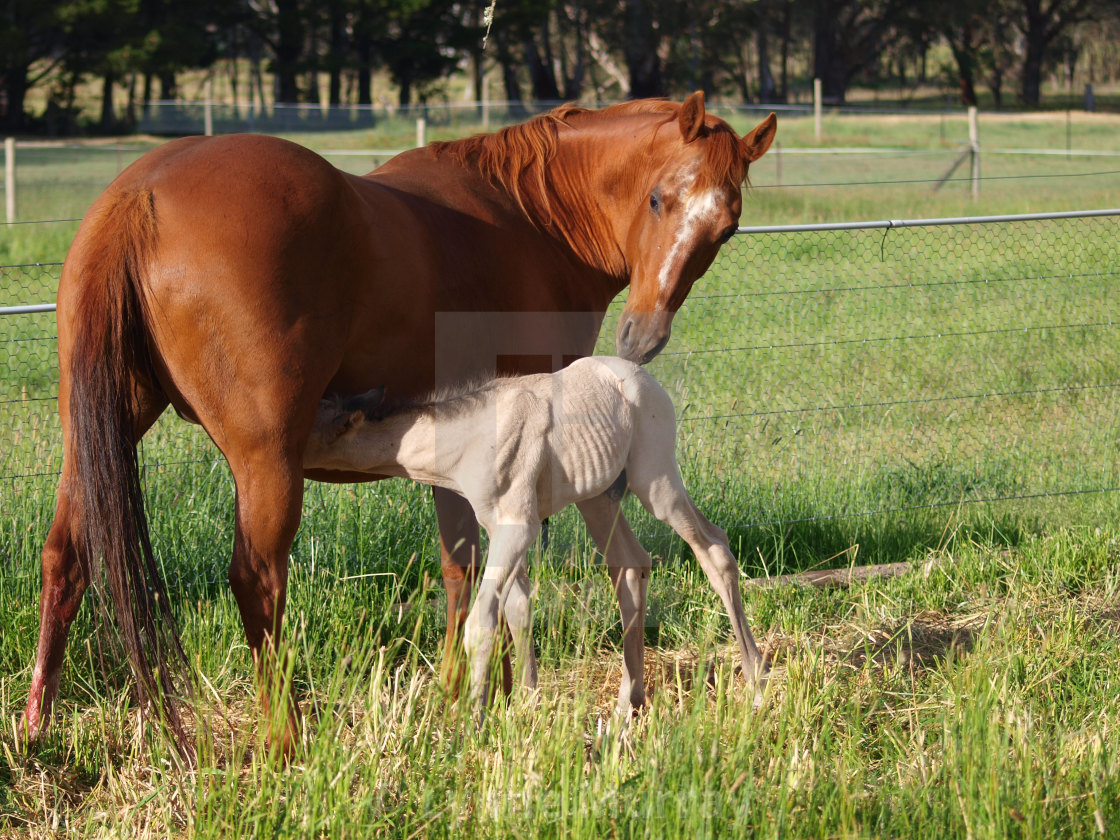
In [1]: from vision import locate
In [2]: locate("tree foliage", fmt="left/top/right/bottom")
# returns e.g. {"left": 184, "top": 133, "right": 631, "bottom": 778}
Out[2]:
{"left": 3, "top": 0, "right": 1120, "bottom": 132}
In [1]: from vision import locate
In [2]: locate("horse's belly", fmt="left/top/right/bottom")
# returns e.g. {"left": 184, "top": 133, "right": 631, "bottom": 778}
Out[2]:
{"left": 547, "top": 420, "right": 629, "bottom": 509}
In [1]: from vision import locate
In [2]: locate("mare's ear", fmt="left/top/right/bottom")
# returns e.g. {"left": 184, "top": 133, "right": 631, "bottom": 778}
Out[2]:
{"left": 679, "top": 91, "right": 706, "bottom": 144}
{"left": 741, "top": 112, "right": 777, "bottom": 163}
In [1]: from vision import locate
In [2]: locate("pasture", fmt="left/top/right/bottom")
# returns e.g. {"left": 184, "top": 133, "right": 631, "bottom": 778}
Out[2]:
{"left": 2, "top": 111, "right": 1120, "bottom": 838}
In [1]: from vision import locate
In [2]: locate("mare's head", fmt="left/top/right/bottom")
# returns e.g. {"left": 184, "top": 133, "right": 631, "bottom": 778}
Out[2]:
{"left": 611, "top": 93, "right": 776, "bottom": 363}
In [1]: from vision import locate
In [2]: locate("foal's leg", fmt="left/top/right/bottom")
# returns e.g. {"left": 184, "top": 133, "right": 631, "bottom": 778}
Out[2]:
{"left": 225, "top": 449, "right": 306, "bottom": 755}
{"left": 499, "top": 560, "right": 538, "bottom": 693}
{"left": 433, "top": 487, "right": 513, "bottom": 697}
{"left": 628, "top": 468, "right": 766, "bottom": 701}
{"left": 462, "top": 521, "right": 538, "bottom": 721}
{"left": 22, "top": 394, "right": 168, "bottom": 742}
{"left": 576, "top": 494, "right": 651, "bottom": 716}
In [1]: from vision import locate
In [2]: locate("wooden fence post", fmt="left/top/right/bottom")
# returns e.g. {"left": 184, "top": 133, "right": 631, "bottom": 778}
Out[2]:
{"left": 968, "top": 105, "right": 979, "bottom": 201}
{"left": 813, "top": 78, "right": 822, "bottom": 142}
{"left": 204, "top": 79, "right": 214, "bottom": 137}
{"left": 4, "top": 138, "right": 14, "bottom": 224}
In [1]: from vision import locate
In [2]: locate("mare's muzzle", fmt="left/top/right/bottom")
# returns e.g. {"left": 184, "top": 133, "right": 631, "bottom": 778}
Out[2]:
{"left": 616, "top": 310, "right": 673, "bottom": 365}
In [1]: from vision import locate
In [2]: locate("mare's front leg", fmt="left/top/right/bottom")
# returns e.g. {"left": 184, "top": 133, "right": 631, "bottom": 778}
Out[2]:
{"left": 576, "top": 494, "right": 651, "bottom": 717}
{"left": 462, "top": 521, "right": 538, "bottom": 722}
{"left": 433, "top": 487, "right": 513, "bottom": 697}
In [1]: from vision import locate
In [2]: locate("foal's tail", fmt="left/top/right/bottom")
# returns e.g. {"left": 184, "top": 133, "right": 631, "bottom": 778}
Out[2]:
{"left": 64, "top": 189, "right": 192, "bottom": 755}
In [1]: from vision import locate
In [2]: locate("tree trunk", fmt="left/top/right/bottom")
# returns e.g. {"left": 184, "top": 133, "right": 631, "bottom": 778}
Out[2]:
{"left": 467, "top": 2, "right": 485, "bottom": 114}
{"left": 141, "top": 73, "right": 153, "bottom": 118}
{"left": 525, "top": 22, "right": 561, "bottom": 101}
{"left": 557, "top": 5, "right": 585, "bottom": 100}
{"left": 623, "top": 0, "right": 664, "bottom": 98}
{"left": 355, "top": 33, "right": 373, "bottom": 106}
{"left": 949, "top": 30, "right": 978, "bottom": 107}
{"left": 1019, "top": 27, "right": 1045, "bottom": 107}
{"left": 328, "top": 0, "right": 345, "bottom": 106}
{"left": 494, "top": 31, "right": 526, "bottom": 116}
{"left": 732, "top": 43, "right": 752, "bottom": 104}
{"left": 989, "top": 68, "right": 1004, "bottom": 108}
{"left": 159, "top": 72, "right": 177, "bottom": 101}
{"left": 100, "top": 71, "right": 116, "bottom": 132}
{"left": 779, "top": 0, "right": 791, "bottom": 102}
{"left": 812, "top": 2, "right": 846, "bottom": 102}
{"left": 125, "top": 73, "right": 137, "bottom": 129}
{"left": 757, "top": 9, "right": 778, "bottom": 103}
{"left": 1, "top": 69, "right": 29, "bottom": 131}
{"left": 275, "top": 0, "right": 303, "bottom": 103}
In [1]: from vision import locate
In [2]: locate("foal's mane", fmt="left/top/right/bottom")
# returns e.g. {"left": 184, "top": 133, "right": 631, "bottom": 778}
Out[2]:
{"left": 429, "top": 100, "right": 749, "bottom": 269}
{"left": 339, "top": 373, "right": 518, "bottom": 424}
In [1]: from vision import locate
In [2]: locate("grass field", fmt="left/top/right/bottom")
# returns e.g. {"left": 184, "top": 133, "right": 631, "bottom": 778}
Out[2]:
{"left": 2, "top": 112, "right": 1120, "bottom": 838}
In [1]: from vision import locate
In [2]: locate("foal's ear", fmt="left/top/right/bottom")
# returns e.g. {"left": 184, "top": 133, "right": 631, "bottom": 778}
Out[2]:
{"left": 341, "top": 386, "right": 387, "bottom": 419}
{"left": 340, "top": 409, "right": 365, "bottom": 436}
{"left": 741, "top": 112, "right": 777, "bottom": 163}
{"left": 679, "top": 91, "right": 706, "bottom": 144}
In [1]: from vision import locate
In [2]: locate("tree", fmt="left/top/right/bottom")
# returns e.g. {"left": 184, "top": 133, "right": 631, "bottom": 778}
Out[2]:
{"left": 812, "top": 0, "right": 906, "bottom": 102}
{"left": 1015, "top": 0, "right": 1096, "bottom": 107}
{"left": 622, "top": 0, "right": 664, "bottom": 97}
{"left": 0, "top": 0, "right": 66, "bottom": 130}
{"left": 380, "top": 0, "right": 471, "bottom": 107}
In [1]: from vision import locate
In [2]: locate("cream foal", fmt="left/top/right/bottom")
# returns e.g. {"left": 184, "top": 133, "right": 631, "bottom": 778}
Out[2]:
{"left": 305, "top": 356, "right": 766, "bottom": 717}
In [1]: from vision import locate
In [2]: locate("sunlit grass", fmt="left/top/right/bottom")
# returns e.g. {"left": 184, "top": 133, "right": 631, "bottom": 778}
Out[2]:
{"left": 2, "top": 112, "right": 1120, "bottom": 837}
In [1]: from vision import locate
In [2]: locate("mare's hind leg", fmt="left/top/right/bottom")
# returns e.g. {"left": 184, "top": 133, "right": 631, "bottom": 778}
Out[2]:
{"left": 577, "top": 495, "right": 651, "bottom": 716}
{"left": 22, "top": 393, "right": 168, "bottom": 742}
{"left": 627, "top": 453, "right": 766, "bottom": 700}
{"left": 225, "top": 449, "right": 306, "bottom": 756}
{"left": 433, "top": 487, "right": 513, "bottom": 698}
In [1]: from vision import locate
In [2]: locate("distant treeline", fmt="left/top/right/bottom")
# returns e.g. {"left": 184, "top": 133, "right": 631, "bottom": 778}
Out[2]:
{"left": 3, "top": 0, "right": 1120, "bottom": 133}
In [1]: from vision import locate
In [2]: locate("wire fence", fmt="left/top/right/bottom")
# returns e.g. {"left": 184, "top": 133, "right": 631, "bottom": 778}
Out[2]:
{"left": 3, "top": 210, "right": 1119, "bottom": 555}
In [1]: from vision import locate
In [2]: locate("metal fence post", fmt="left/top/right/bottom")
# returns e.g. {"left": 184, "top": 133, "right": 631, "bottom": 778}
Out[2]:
{"left": 4, "top": 137, "right": 14, "bottom": 223}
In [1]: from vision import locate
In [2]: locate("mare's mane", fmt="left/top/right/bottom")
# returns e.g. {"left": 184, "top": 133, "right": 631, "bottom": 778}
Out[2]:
{"left": 430, "top": 100, "right": 678, "bottom": 209}
{"left": 428, "top": 100, "right": 750, "bottom": 271}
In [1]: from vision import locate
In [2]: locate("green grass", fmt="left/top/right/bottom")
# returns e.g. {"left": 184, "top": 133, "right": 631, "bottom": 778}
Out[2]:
{"left": 2, "top": 112, "right": 1120, "bottom": 837}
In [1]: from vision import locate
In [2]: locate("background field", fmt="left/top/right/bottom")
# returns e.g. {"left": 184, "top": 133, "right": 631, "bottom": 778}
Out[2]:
{"left": 2, "top": 111, "right": 1120, "bottom": 838}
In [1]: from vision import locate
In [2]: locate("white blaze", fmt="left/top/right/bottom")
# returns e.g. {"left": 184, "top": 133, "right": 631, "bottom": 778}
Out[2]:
{"left": 656, "top": 175, "right": 723, "bottom": 302}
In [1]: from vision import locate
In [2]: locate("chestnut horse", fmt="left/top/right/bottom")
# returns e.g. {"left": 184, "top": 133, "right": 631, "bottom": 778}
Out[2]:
{"left": 22, "top": 92, "right": 775, "bottom": 752}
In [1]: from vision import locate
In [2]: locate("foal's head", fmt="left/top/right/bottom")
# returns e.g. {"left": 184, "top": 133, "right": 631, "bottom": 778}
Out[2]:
{"left": 310, "top": 388, "right": 385, "bottom": 449}
{"left": 615, "top": 93, "right": 776, "bottom": 364}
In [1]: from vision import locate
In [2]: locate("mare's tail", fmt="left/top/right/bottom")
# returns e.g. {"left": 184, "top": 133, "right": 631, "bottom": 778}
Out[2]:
{"left": 65, "top": 189, "right": 192, "bottom": 755}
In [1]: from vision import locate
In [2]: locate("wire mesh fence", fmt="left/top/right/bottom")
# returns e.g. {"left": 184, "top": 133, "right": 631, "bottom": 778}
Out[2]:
{"left": 2, "top": 210, "right": 1119, "bottom": 575}
{"left": 621, "top": 211, "right": 1120, "bottom": 541}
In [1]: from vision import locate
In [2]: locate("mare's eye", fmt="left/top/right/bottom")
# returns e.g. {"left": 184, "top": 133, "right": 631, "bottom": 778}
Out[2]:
{"left": 719, "top": 225, "right": 738, "bottom": 244}
{"left": 649, "top": 188, "right": 662, "bottom": 214}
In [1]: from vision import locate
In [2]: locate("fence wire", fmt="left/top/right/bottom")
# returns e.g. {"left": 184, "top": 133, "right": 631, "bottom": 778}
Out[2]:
{"left": 3, "top": 212, "right": 1119, "bottom": 554}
